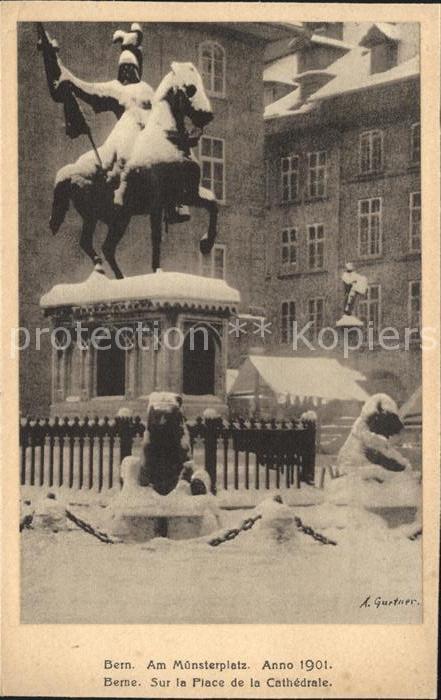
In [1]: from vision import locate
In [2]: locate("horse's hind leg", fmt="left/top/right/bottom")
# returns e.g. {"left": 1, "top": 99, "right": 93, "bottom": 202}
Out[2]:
{"left": 80, "top": 219, "right": 104, "bottom": 274}
{"left": 102, "top": 215, "right": 130, "bottom": 279}
{"left": 50, "top": 178, "right": 71, "bottom": 234}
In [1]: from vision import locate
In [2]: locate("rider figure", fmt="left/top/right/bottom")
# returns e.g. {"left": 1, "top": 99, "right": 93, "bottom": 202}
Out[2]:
{"left": 53, "top": 23, "right": 190, "bottom": 225}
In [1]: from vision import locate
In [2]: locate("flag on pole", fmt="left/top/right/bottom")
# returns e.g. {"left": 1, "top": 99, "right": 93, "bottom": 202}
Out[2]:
{"left": 36, "top": 23, "right": 90, "bottom": 140}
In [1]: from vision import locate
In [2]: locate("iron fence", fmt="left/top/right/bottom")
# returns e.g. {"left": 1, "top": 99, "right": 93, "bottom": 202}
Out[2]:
{"left": 20, "top": 415, "right": 315, "bottom": 494}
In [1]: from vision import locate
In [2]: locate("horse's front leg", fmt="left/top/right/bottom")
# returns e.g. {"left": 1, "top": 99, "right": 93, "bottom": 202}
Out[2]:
{"left": 194, "top": 186, "right": 218, "bottom": 255}
{"left": 150, "top": 209, "right": 163, "bottom": 272}
{"left": 102, "top": 213, "right": 131, "bottom": 279}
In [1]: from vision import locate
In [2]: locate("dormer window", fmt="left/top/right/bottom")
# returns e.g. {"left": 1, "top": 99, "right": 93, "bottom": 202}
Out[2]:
{"left": 370, "top": 42, "right": 398, "bottom": 74}
{"left": 359, "top": 23, "right": 399, "bottom": 75}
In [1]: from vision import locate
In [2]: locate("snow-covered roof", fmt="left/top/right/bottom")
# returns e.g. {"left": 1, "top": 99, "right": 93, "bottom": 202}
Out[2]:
{"left": 264, "top": 87, "right": 313, "bottom": 119}
{"left": 40, "top": 270, "right": 240, "bottom": 312}
{"left": 308, "top": 53, "right": 419, "bottom": 102}
{"left": 307, "top": 34, "right": 355, "bottom": 51}
{"left": 263, "top": 55, "right": 296, "bottom": 85}
{"left": 264, "top": 45, "right": 367, "bottom": 119}
{"left": 265, "top": 30, "right": 352, "bottom": 63}
{"left": 230, "top": 355, "right": 369, "bottom": 402}
{"left": 265, "top": 30, "right": 419, "bottom": 120}
{"left": 294, "top": 68, "right": 336, "bottom": 81}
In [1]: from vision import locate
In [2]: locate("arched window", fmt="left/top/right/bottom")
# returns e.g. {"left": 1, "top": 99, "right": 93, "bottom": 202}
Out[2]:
{"left": 199, "top": 41, "right": 225, "bottom": 97}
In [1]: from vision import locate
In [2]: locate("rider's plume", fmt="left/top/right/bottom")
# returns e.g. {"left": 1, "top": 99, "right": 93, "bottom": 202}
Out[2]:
{"left": 112, "top": 24, "right": 143, "bottom": 48}
{"left": 113, "top": 24, "right": 143, "bottom": 77}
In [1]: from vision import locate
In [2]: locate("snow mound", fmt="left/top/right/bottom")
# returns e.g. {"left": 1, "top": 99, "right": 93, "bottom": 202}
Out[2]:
{"left": 26, "top": 493, "right": 76, "bottom": 532}
{"left": 255, "top": 497, "right": 298, "bottom": 544}
{"left": 324, "top": 470, "right": 421, "bottom": 508}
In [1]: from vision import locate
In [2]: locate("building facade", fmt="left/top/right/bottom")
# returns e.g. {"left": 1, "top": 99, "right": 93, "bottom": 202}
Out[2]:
{"left": 263, "top": 23, "right": 421, "bottom": 403}
{"left": 19, "top": 21, "right": 293, "bottom": 415}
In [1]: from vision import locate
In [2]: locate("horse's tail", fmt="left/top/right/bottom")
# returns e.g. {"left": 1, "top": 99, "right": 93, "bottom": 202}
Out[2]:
{"left": 50, "top": 177, "right": 71, "bottom": 234}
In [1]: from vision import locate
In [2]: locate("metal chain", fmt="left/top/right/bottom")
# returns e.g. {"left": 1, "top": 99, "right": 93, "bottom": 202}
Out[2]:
{"left": 63, "top": 507, "right": 419, "bottom": 546}
{"left": 208, "top": 511, "right": 337, "bottom": 547}
{"left": 293, "top": 516, "right": 337, "bottom": 546}
{"left": 208, "top": 514, "right": 262, "bottom": 547}
{"left": 65, "top": 508, "right": 121, "bottom": 544}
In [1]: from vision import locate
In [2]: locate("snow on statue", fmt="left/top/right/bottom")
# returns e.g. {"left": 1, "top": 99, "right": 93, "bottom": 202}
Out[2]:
{"left": 39, "top": 23, "right": 218, "bottom": 277}
{"left": 336, "top": 262, "right": 367, "bottom": 328}
{"left": 112, "top": 62, "right": 213, "bottom": 205}
{"left": 51, "top": 26, "right": 153, "bottom": 205}
{"left": 318, "top": 393, "right": 421, "bottom": 539}
{"left": 140, "top": 391, "right": 199, "bottom": 495}
{"left": 337, "top": 393, "right": 411, "bottom": 478}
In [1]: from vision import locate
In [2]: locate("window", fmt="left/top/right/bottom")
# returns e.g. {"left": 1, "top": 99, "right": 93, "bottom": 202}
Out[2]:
{"left": 307, "top": 297, "right": 325, "bottom": 340}
{"left": 358, "top": 284, "right": 381, "bottom": 337}
{"left": 408, "top": 281, "right": 421, "bottom": 331}
{"left": 307, "top": 224, "right": 325, "bottom": 270}
{"left": 280, "top": 154, "right": 299, "bottom": 202}
{"left": 359, "top": 130, "right": 383, "bottom": 174}
{"left": 358, "top": 198, "right": 382, "bottom": 257}
{"left": 199, "top": 41, "right": 225, "bottom": 97}
{"left": 409, "top": 192, "right": 421, "bottom": 251}
{"left": 281, "top": 227, "right": 298, "bottom": 269}
{"left": 307, "top": 151, "right": 327, "bottom": 198}
{"left": 200, "top": 136, "right": 225, "bottom": 201}
{"left": 199, "top": 243, "right": 226, "bottom": 279}
{"left": 281, "top": 301, "right": 296, "bottom": 344}
{"left": 410, "top": 122, "right": 420, "bottom": 164}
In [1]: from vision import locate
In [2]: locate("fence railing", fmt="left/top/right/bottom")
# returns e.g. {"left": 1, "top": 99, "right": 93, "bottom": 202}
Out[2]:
{"left": 20, "top": 415, "right": 316, "bottom": 495}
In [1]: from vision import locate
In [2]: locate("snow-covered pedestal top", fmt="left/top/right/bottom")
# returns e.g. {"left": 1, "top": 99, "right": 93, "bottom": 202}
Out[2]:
{"left": 336, "top": 314, "right": 364, "bottom": 328}
{"left": 40, "top": 270, "right": 241, "bottom": 312}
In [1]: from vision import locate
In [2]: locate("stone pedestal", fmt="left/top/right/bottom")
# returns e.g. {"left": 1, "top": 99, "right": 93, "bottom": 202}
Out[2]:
{"left": 40, "top": 270, "right": 240, "bottom": 418}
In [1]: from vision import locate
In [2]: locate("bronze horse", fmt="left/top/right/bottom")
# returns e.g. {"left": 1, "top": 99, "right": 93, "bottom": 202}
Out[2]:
{"left": 50, "top": 63, "right": 218, "bottom": 278}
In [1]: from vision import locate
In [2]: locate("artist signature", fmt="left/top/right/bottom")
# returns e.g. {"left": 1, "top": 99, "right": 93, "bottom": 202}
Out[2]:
{"left": 359, "top": 595, "right": 420, "bottom": 609}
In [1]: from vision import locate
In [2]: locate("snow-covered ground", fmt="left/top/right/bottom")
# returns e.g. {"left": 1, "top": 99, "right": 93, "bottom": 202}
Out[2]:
{"left": 21, "top": 474, "right": 422, "bottom": 625}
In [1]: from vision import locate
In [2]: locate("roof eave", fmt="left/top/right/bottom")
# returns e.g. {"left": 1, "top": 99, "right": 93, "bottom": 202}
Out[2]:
{"left": 223, "top": 22, "right": 299, "bottom": 43}
{"left": 307, "top": 71, "right": 419, "bottom": 105}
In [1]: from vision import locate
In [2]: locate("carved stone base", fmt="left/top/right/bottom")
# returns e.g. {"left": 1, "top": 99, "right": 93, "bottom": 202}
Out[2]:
{"left": 50, "top": 393, "right": 227, "bottom": 419}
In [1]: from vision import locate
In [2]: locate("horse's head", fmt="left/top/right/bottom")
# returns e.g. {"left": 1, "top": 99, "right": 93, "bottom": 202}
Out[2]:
{"left": 156, "top": 62, "right": 213, "bottom": 130}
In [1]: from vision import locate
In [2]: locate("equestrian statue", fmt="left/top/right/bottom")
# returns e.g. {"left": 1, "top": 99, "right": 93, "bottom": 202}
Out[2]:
{"left": 37, "top": 23, "right": 218, "bottom": 278}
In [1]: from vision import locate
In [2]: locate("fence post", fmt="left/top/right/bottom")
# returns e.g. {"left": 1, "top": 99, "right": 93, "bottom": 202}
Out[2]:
{"left": 301, "top": 420, "right": 316, "bottom": 484}
{"left": 117, "top": 416, "right": 134, "bottom": 461}
{"left": 203, "top": 411, "right": 220, "bottom": 495}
